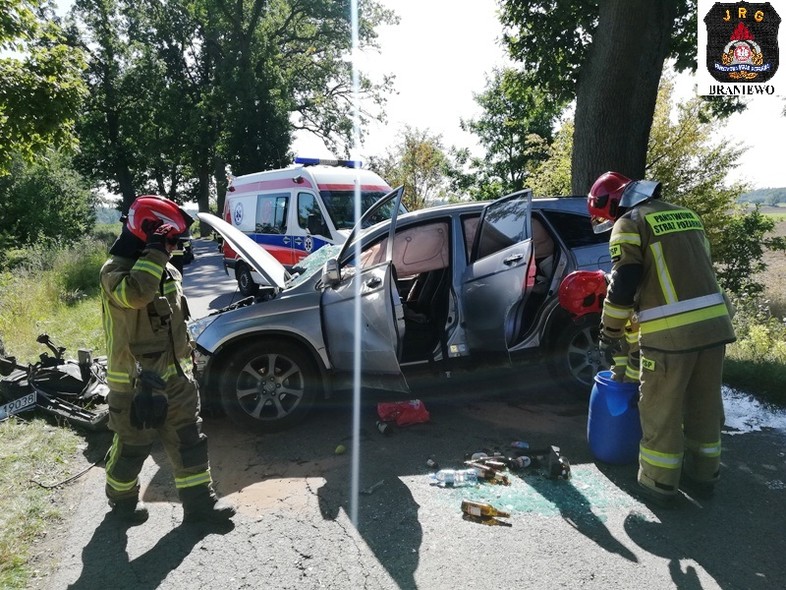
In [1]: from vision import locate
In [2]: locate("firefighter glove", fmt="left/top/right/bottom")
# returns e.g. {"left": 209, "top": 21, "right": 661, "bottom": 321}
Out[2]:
{"left": 130, "top": 371, "right": 169, "bottom": 429}
{"left": 598, "top": 331, "right": 622, "bottom": 367}
{"left": 145, "top": 222, "right": 179, "bottom": 254}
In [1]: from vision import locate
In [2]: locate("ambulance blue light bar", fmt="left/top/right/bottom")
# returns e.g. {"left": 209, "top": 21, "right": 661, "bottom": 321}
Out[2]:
{"left": 294, "top": 156, "right": 363, "bottom": 168}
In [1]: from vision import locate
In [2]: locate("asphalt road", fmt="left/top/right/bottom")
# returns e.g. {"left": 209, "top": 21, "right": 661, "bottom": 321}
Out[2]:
{"left": 31, "top": 239, "right": 786, "bottom": 590}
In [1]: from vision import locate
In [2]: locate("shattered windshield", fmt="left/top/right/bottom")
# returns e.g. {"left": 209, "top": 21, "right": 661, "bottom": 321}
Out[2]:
{"left": 287, "top": 244, "right": 342, "bottom": 288}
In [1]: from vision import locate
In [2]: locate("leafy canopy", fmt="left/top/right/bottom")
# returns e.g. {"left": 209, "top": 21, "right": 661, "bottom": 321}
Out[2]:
{"left": 0, "top": 0, "right": 86, "bottom": 175}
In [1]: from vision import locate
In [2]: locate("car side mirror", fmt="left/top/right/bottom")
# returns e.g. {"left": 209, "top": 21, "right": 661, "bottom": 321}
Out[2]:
{"left": 322, "top": 258, "right": 340, "bottom": 287}
{"left": 307, "top": 213, "right": 328, "bottom": 237}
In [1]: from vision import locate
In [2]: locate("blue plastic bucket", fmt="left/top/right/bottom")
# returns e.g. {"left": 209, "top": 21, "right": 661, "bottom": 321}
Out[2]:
{"left": 587, "top": 370, "right": 642, "bottom": 465}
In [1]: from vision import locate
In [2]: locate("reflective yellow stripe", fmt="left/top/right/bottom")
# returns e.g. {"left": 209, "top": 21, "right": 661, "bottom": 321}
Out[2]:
{"left": 107, "top": 370, "right": 132, "bottom": 384}
{"left": 650, "top": 242, "right": 678, "bottom": 304}
{"left": 175, "top": 471, "right": 212, "bottom": 489}
{"left": 610, "top": 232, "right": 641, "bottom": 246}
{"left": 604, "top": 301, "right": 632, "bottom": 320}
{"left": 637, "top": 293, "right": 725, "bottom": 322}
{"left": 163, "top": 281, "right": 177, "bottom": 295}
{"left": 612, "top": 355, "right": 627, "bottom": 364}
{"left": 697, "top": 441, "right": 721, "bottom": 457}
{"left": 640, "top": 444, "right": 683, "bottom": 469}
{"left": 625, "top": 365, "right": 640, "bottom": 381}
{"left": 106, "top": 474, "right": 139, "bottom": 492}
{"left": 105, "top": 434, "right": 140, "bottom": 492}
{"left": 133, "top": 259, "right": 164, "bottom": 278}
{"left": 625, "top": 331, "right": 638, "bottom": 344}
{"left": 639, "top": 303, "right": 730, "bottom": 335}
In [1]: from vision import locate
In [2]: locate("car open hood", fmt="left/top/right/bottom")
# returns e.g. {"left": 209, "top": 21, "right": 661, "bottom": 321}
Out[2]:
{"left": 197, "top": 212, "right": 288, "bottom": 289}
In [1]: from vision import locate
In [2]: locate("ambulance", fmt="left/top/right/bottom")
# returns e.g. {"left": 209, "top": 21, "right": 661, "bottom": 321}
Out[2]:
{"left": 222, "top": 157, "right": 398, "bottom": 295}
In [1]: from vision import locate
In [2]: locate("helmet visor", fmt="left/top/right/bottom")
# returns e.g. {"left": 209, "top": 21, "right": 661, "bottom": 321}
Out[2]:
{"left": 591, "top": 216, "right": 615, "bottom": 234}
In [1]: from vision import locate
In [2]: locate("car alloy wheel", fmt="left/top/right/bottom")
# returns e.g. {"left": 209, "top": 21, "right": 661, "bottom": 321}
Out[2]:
{"left": 220, "top": 341, "right": 318, "bottom": 432}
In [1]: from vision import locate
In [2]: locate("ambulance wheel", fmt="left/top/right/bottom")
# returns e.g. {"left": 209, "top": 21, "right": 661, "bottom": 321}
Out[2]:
{"left": 218, "top": 340, "right": 319, "bottom": 433}
{"left": 237, "top": 263, "right": 258, "bottom": 296}
{"left": 547, "top": 316, "right": 605, "bottom": 397}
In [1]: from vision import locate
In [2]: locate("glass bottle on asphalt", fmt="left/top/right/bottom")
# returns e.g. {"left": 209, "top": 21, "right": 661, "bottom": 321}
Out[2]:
{"left": 461, "top": 500, "right": 510, "bottom": 518}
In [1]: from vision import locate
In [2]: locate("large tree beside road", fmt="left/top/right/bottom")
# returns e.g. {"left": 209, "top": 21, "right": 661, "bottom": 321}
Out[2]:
{"left": 69, "top": 0, "right": 396, "bottom": 215}
{"left": 499, "top": 0, "right": 696, "bottom": 194}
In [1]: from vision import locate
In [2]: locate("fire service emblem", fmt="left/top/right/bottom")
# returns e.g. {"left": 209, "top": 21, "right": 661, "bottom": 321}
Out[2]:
{"left": 704, "top": 2, "right": 780, "bottom": 82}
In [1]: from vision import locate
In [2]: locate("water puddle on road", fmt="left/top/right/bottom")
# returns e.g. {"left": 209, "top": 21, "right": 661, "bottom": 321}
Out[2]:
{"left": 722, "top": 386, "right": 786, "bottom": 434}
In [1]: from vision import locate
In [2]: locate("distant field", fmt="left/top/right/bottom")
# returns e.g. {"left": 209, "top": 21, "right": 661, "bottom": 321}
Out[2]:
{"left": 761, "top": 216, "right": 786, "bottom": 317}
{"left": 759, "top": 204, "right": 786, "bottom": 221}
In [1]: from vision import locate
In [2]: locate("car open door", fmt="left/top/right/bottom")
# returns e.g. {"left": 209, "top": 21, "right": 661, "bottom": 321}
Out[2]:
{"left": 461, "top": 189, "right": 535, "bottom": 353}
{"left": 321, "top": 187, "right": 408, "bottom": 393}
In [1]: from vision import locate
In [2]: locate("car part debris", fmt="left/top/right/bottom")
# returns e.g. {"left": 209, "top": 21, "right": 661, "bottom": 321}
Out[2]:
{"left": 0, "top": 334, "right": 109, "bottom": 430}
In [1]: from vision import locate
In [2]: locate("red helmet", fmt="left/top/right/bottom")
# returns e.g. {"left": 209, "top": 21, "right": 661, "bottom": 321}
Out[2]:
{"left": 558, "top": 270, "right": 607, "bottom": 317}
{"left": 126, "top": 195, "right": 193, "bottom": 242}
{"left": 587, "top": 171, "right": 632, "bottom": 233}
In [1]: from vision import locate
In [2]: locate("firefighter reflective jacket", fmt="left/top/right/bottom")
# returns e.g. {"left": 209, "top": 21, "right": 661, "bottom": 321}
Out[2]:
{"left": 100, "top": 248, "right": 192, "bottom": 391}
{"left": 602, "top": 199, "right": 736, "bottom": 352}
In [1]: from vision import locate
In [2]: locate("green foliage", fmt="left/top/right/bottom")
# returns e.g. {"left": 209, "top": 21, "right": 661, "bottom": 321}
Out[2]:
{"left": 645, "top": 76, "right": 748, "bottom": 247}
{"left": 459, "top": 68, "right": 566, "bottom": 199}
{"left": 529, "top": 120, "right": 574, "bottom": 197}
{"left": 0, "top": 0, "right": 87, "bottom": 175}
{"left": 369, "top": 127, "right": 450, "bottom": 210}
{"left": 0, "top": 150, "right": 95, "bottom": 250}
{"left": 0, "top": 417, "right": 82, "bottom": 589}
{"left": 0, "top": 238, "right": 107, "bottom": 361}
{"left": 725, "top": 295, "right": 786, "bottom": 404}
{"left": 70, "top": 0, "right": 397, "bottom": 211}
{"left": 713, "top": 208, "right": 773, "bottom": 297}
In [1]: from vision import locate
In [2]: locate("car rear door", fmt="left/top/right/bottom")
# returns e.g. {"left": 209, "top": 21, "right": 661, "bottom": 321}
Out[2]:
{"left": 461, "top": 189, "right": 535, "bottom": 353}
{"left": 321, "top": 187, "right": 409, "bottom": 393}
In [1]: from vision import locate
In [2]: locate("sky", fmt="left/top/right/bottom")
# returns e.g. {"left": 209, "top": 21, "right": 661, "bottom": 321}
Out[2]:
{"left": 295, "top": 0, "right": 786, "bottom": 191}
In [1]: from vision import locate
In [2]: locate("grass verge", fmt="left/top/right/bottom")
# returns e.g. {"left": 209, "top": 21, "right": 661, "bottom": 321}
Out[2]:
{"left": 0, "top": 417, "right": 83, "bottom": 589}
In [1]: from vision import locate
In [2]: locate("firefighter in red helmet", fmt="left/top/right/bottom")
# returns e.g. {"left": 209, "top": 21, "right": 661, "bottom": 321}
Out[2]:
{"left": 587, "top": 171, "right": 736, "bottom": 507}
{"left": 100, "top": 195, "right": 235, "bottom": 525}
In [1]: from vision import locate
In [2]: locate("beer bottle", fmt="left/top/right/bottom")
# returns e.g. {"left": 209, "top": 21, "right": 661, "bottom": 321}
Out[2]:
{"left": 461, "top": 500, "right": 510, "bottom": 519}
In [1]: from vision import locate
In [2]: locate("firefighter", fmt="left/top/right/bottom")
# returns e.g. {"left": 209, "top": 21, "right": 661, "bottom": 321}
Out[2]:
{"left": 100, "top": 195, "right": 235, "bottom": 525}
{"left": 587, "top": 171, "right": 736, "bottom": 507}
{"left": 557, "top": 270, "right": 640, "bottom": 383}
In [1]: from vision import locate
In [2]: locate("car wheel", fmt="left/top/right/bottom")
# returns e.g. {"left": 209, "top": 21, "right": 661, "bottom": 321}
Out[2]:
{"left": 219, "top": 341, "right": 320, "bottom": 432}
{"left": 547, "top": 316, "right": 606, "bottom": 397}
{"left": 237, "top": 263, "right": 258, "bottom": 296}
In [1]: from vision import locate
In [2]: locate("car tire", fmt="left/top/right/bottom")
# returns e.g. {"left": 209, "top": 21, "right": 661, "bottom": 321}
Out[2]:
{"left": 219, "top": 340, "right": 320, "bottom": 432}
{"left": 547, "top": 315, "right": 606, "bottom": 397}
{"left": 237, "top": 263, "right": 259, "bottom": 296}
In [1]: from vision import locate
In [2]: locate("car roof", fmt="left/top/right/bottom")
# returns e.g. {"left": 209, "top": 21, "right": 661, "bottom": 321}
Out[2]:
{"left": 391, "top": 195, "right": 589, "bottom": 223}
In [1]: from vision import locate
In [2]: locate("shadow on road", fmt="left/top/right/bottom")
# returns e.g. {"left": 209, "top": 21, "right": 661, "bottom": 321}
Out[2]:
{"left": 67, "top": 514, "right": 231, "bottom": 590}
{"left": 196, "top": 369, "right": 594, "bottom": 590}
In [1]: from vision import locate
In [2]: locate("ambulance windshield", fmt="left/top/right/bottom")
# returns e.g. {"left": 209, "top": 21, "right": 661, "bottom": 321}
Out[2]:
{"left": 319, "top": 190, "right": 405, "bottom": 231}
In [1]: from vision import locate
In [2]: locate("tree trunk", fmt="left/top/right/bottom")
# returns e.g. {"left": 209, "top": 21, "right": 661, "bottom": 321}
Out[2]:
{"left": 571, "top": 0, "right": 677, "bottom": 195}
{"left": 214, "top": 156, "right": 228, "bottom": 219}
{"left": 197, "top": 165, "right": 211, "bottom": 236}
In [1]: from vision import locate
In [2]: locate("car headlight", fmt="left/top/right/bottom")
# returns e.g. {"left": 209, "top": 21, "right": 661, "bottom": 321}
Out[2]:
{"left": 188, "top": 315, "right": 216, "bottom": 342}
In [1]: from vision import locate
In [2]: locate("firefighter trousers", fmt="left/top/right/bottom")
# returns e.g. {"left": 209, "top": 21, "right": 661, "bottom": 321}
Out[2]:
{"left": 637, "top": 345, "right": 725, "bottom": 495}
{"left": 105, "top": 375, "right": 212, "bottom": 502}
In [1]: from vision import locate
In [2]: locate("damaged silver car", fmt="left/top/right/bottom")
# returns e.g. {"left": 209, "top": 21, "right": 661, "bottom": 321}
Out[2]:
{"left": 191, "top": 188, "right": 610, "bottom": 432}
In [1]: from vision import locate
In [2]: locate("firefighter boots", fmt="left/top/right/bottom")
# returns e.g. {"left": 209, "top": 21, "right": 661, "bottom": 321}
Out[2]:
{"left": 108, "top": 498, "right": 150, "bottom": 525}
{"left": 180, "top": 485, "right": 236, "bottom": 524}
{"left": 680, "top": 474, "right": 716, "bottom": 500}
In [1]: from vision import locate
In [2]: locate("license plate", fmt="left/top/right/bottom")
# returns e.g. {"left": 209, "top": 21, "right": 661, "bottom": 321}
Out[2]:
{"left": 0, "top": 391, "right": 37, "bottom": 420}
